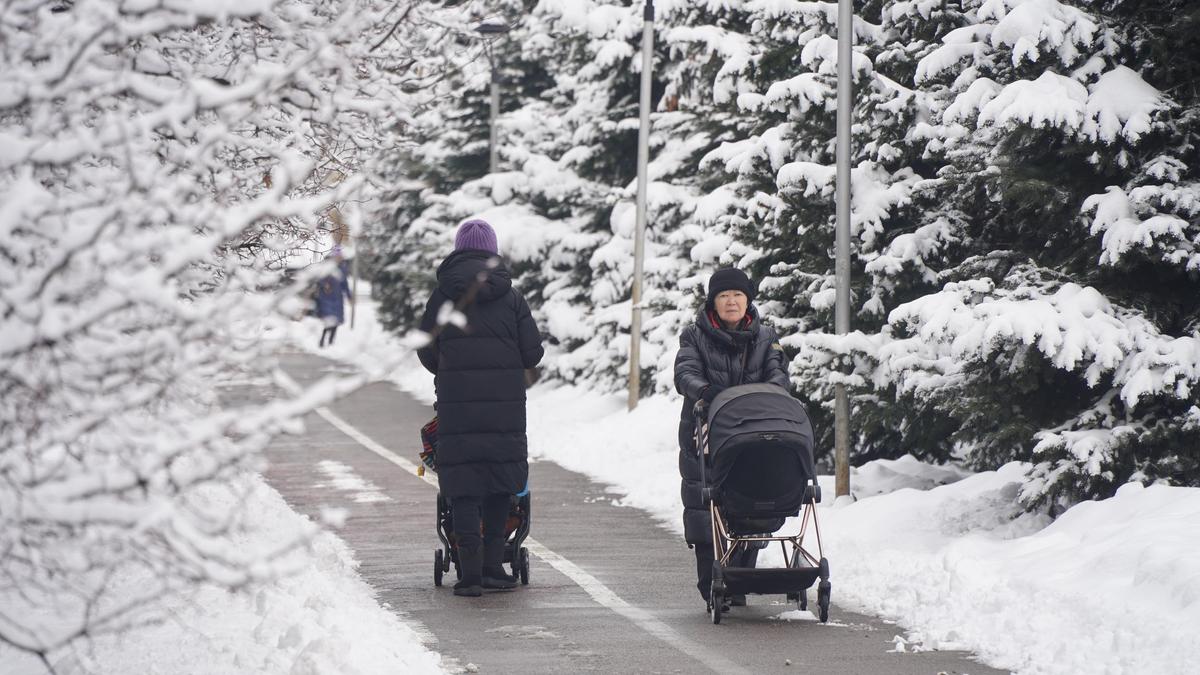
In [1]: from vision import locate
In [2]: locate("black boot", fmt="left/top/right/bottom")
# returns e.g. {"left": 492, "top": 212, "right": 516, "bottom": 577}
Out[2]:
{"left": 482, "top": 538, "right": 517, "bottom": 590}
{"left": 453, "top": 546, "right": 483, "bottom": 597}
{"left": 482, "top": 568, "right": 517, "bottom": 590}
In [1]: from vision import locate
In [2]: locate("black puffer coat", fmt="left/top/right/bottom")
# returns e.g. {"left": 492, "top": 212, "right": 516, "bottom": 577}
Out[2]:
{"left": 673, "top": 305, "right": 789, "bottom": 544}
{"left": 417, "top": 250, "right": 544, "bottom": 499}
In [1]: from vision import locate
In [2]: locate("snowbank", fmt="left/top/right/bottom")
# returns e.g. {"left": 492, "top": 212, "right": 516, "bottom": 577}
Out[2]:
{"left": 0, "top": 473, "right": 444, "bottom": 674}
{"left": 819, "top": 473, "right": 1200, "bottom": 674}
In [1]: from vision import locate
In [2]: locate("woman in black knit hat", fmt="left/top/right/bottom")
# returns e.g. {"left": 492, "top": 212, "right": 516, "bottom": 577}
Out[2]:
{"left": 673, "top": 267, "right": 790, "bottom": 607}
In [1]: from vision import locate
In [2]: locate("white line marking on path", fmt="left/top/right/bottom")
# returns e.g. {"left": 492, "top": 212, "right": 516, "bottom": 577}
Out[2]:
{"left": 276, "top": 370, "right": 750, "bottom": 675}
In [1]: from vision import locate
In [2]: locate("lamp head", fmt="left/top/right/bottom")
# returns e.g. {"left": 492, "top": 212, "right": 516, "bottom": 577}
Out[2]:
{"left": 474, "top": 20, "right": 509, "bottom": 35}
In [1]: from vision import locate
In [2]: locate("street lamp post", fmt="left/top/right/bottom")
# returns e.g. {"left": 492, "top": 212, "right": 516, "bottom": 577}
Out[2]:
{"left": 834, "top": 0, "right": 854, "bottom": 498}
{"left": 475, "top": 20, "right": 510, "bottom": 174}
{"left": 628, "top": 0, "right": 654, "bottom": 411}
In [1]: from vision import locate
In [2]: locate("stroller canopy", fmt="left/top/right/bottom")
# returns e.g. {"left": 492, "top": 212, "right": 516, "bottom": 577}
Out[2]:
{"left": 707, "top": 384, "right": 815, "bottom": 518}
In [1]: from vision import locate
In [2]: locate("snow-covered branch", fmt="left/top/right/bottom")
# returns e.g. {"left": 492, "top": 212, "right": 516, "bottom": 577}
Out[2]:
{"left": 0, "top": 0, "right": 468, "bottom": 664}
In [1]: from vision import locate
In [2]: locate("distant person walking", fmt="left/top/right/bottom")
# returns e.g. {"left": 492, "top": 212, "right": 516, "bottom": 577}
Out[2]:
{"left": 674, "top": 268, "right": 790, "bottom": 605}
{"left": 417, "top": 219, "right": 544, "bottom": 597}
{"left": 315, "top": 247, "right": 352, "bottom": 348}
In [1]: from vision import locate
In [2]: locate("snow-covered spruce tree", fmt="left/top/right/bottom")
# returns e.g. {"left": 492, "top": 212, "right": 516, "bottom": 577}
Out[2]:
{"left": 483, "top": 1, "right": 766, "bottom": 394}
{"left": 522, "top": 0, "right": 676, "bottom": 392}
{"left": 635, "top": 1, "right": 784, "bottom": 394}
{"left": 0, "top": 0, "right": 452, "bottom": 665}
{"left": 368, "top": 11, "right": 498, "bottom": 330}
{"left": 367, "top": 0, "right": 759, "bottom": 393}
{"left": 364, "top": 0, "right": 1197, "bottom": 507}
{"left": 367, "top": 0, "right": 567, "bottom": 332}
{"left": 368, "top": 0, "right": 651, "bottom": 392}
{"left": 668, "top": 2, "right": 930, "bottom": 463}
{"left": 786, "top": 0, "right": 1200, "bottom": 506}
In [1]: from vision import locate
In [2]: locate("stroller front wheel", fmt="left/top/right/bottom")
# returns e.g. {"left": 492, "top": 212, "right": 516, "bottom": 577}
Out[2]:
{"left": 709, "top": 578, "right": 726, "bottom": 625}
{"left": 519, "top": 546, "right": 530, "bottom": 585}
{"left": 434, "top": 549, "right": 444, "bottom": 587}
{"left": 817, "top": 580, "right": 831, "bottom": 623}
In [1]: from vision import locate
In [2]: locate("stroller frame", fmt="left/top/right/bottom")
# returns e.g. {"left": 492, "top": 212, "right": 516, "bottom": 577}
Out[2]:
{"left": 696, "top": 393, "right": 832, "bottom": 625}
{"left": 433, "top": 491, "right": 532, "bottom": 587}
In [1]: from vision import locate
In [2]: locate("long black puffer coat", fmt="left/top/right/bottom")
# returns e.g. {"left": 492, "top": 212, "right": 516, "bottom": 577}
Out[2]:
{"left": 673, "top": 305, "right": 789, "bottom": 545}
{"left": 417, "top": 250, "right": 544, "bottom": 499}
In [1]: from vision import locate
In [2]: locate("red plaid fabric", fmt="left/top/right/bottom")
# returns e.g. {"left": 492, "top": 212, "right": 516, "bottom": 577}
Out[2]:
{"left": 419, "top": 416, "right": 438, "bottom": 472}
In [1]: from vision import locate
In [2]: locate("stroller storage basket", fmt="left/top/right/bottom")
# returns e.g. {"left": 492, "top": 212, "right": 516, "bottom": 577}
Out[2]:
{"left": 697, "top": 383, "right": 832, "bottom": 624}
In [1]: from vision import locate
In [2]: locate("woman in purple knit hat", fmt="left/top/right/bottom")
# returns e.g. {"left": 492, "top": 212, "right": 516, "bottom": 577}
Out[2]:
{"left": 417, "top": 219, "right": 544, "bottom": 597}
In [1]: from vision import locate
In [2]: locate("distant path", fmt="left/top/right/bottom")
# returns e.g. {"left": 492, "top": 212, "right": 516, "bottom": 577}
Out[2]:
{"left": 245, "top": 352, "right": 1007, "bottom": 674}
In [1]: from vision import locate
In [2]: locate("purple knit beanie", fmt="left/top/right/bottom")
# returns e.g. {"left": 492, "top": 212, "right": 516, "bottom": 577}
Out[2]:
{"left": 454, "top": 219, "right": 498, "bottom": 254}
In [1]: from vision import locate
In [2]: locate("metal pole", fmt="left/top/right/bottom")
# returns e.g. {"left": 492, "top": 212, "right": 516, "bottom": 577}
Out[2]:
{"left": 628, "top": 0, "right": 654, "bottom": 411}
{"left": 488, "top": 48, "right": 500, "bottom": 174}
{"left": 474, "top": 21, "right": 510, "bottom": 173}
{"left": 834, "top": 0, "right": 854, "bottom": 497}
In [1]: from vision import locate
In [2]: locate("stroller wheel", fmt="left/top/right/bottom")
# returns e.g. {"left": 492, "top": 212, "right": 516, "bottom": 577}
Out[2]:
{"left": 519, "top": 547, "right": 530, "bottom": 585}
{"left": 787, "top": 591, "right": 807, "bottom": 611}
{"left": 434, "top": 549, "right": 444, "bottom": 587}
{"left": 709, "top": 580, "right": 726, "bottom": 625}
{"left": 817, "top": 580, "right": 831, "bottom": 623}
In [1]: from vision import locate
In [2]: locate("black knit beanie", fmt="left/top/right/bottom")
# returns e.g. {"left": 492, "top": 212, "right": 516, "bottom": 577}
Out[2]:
{"left": 705, "top": 268, "right": 755, "bottom": 309}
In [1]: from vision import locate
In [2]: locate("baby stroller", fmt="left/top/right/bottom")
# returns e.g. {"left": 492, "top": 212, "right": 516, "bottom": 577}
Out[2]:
{"left": 433, "top": 489, "right": 531, "bottom": 587}
{"left": 424, "top": 411, "right": 531, "bottom": 586}
{"left": 696, "top": 383, "right": 831, "bottom": 624}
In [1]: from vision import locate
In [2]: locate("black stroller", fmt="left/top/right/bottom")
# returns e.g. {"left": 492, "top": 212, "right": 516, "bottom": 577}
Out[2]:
{"left": 421, "top": 417, "right": 532, "bottom": 587}
{"left": 433, "top": 490, "right": 532, "bottom": 587}
{"left": 696, "top": 383, "right": 831, "bottom": 624}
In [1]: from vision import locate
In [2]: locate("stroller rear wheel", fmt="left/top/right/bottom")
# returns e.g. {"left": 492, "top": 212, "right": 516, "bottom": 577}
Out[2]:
{"left": 787, "top": 591, "right": 807, "bottom": 611}
{"left": 434, "top": 549, "right": 444, "bottom": 587}
{"left": 518, "top": 546, "right": 530, "bottom": 585}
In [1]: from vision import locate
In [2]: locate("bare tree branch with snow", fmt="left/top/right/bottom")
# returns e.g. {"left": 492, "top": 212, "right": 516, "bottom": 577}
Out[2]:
{"left": 0, "top": 0, "right": 468, "bottom": 668}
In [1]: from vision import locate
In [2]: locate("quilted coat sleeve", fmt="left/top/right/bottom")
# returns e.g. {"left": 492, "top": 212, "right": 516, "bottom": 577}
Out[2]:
{"left": 416, "top": 291, "right": 442, "bottom": 375}
{"left": 763, "top": 325, "right": 790, "bottom": 389}
{"left": 515, "top": 292, "right": 545, "bottom": 369}
{"left": 673, "top": 326, "right": 710, "bottom": 400}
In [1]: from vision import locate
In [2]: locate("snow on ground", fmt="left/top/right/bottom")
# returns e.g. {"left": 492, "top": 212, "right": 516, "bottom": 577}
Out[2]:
{"left": 2, "top": 282, "right": 444, "bottom": 675}
{"left": 316, "top": 459, "right": 394, "bottom": 503}
{"left": 324, "top": 287, "right": 1200, "bottom": 675}
{"left": 0, "top": 473, "right": 444, "bottom": 675}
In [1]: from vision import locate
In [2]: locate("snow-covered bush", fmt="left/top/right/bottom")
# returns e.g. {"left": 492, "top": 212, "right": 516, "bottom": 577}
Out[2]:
{"left": 0, "top": 0, "right": 459, "bottom": 664}
{"left": 784, "top": 0, "right": 1200, "bottom": 507}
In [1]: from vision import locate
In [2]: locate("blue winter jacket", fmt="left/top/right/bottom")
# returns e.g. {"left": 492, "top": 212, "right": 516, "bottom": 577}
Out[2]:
{"left": 314, "top": 261, "right": 351, "bottom": 324}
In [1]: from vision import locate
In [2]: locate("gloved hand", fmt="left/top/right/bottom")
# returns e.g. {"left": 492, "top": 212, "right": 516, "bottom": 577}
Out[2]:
{"left": 700, "top": 386, "right": 722, "bottom": 403}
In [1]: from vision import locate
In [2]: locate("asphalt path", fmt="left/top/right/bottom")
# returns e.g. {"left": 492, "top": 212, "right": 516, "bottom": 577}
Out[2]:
{"left": 249, "top": 352, "right": 1007, "bottom": 674}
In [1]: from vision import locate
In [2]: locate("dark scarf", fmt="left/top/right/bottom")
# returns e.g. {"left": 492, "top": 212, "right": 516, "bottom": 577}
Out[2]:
{"left": 700, "top": 307, "right": 757, "bottom": 350}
